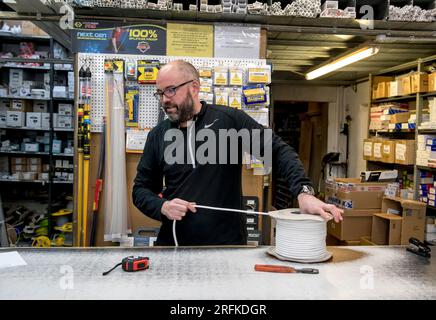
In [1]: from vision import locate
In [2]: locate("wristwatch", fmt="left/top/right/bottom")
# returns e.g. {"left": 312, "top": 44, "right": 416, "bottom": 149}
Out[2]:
{"left": 298, "top": 185, "right": 315, "bottom": 196}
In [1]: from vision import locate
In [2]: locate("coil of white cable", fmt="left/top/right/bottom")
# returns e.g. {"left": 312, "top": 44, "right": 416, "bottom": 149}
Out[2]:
{"left": 268, "top": 209, "right": 332, "bottom": 263}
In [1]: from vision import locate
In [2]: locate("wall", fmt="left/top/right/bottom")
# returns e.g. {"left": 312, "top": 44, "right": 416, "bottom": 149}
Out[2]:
{"left": 271, "top": 82, "right": 370, "bottom": 180}
{"left": 343, "top": 81, "right": 370, "bottom": 178}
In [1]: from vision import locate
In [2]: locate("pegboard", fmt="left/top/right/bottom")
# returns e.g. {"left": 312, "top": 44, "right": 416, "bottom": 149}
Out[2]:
{"left": 78, "top": 53, "right": 268, "bottom": 133}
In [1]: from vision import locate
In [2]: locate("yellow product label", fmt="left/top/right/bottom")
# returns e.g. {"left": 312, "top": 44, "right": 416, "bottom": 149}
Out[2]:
{"left": 199, "top": 69, "right": 212, "bottom": 78}
{"left": 216, "top": 94, "right": 228, "bottom": 106}
{"left": 229, "top": 96, "right": 242, "bottom": 109}
{"left": 248, "top": 68, "right": 269, "bottom": 83}
{"left": 200, "top": 86, "right": 212, "bottom": 93}
{"left": 214, "top": 72, "right": 228, "bottom": 86}
{"left": 230, "top": 70, "right": 243, "bottom": 86}
{"left": 243, "top": 87, "right": 265, "bottom": 96}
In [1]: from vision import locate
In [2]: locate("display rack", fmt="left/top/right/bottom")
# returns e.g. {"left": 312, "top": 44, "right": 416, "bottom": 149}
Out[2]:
{"left": 0, "top": 30, "right": 75, "bottom": 247}
{"left": 366, "top": 54, "right": 436, "bottom": 212}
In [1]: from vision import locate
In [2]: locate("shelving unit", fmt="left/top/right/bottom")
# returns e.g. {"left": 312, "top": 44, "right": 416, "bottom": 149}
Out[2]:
{"left": 0, "top": 30, "right": 75, "bottom": 246}
{"left": 367, "top": 54, "right": 436, "bottom": 212}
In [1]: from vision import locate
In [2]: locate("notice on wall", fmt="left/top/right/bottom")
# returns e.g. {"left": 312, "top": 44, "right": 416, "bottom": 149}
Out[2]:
{"left": 214, "top": 25, "right": 260, "bottom": 59}
{"left": 167, "top": 23, "right": 213, "bottom": 57}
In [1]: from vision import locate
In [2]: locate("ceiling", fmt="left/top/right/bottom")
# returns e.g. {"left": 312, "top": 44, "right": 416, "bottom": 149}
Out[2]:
{"left": 2, "top": 0, "right": 436, "bottom": 85}
{"left": 268, "top": 31, "right": 436, "bottom": 84}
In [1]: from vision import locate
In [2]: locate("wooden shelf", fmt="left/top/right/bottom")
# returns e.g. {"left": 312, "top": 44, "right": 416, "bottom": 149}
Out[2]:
{"left": 372, "top": 95, "right": 417, "bottom": 103}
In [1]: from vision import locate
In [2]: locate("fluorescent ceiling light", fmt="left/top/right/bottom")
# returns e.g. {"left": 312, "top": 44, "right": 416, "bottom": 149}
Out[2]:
{"left": 305, "top": 46, "right": 379, "bottom": 80}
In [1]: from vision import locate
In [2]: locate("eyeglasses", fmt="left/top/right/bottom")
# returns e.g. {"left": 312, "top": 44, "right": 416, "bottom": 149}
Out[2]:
{"left": 153, "top": 80, "right": 195, "bottom": 100}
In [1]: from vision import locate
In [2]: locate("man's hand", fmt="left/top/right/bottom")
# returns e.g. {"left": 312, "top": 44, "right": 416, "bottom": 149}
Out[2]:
{"left": 161, "top": 198, "right": 197, "bottom": 221}
{"left": 297, "top": 193, "right": 343, "bottom": 223}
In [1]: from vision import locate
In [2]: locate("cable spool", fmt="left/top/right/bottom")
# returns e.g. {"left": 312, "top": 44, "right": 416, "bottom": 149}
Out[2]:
{"left": 268, "top": 209, "right": 332, "bottom": 263}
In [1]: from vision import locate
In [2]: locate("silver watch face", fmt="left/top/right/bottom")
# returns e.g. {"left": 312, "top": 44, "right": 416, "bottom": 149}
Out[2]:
{"left": 301, "top": 185, "right": 315, "bottom": 195}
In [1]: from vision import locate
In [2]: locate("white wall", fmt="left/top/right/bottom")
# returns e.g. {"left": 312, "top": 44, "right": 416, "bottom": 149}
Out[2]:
{"left": 272, "top": 82, "right": 370, "bottom": 179}
{"left": 343, "top": 81, "right": 370, "bottom": 178}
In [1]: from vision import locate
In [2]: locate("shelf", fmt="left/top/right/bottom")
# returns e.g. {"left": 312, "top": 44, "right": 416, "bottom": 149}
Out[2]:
{"left": 0, "top": 126, "right": 50, "bottom": 131}
{"left": 417, "top": 165, "right": 436, "bottom": 172}
{"left": 0, "top": 151, "right": 49, "bottom": 156}
{"left": 372, "top": 95, "right": 417, "bottom": 103}
{"left": 0, "top": 178, "right": 73, "bottom": 184}
{"left": 367, "top": 160, "right": 414, "bottom": 167}
{"left": 53, "top": 153, "right": 74, "bottom": 157}
{"left": 0, "top": 95, "right": 50, "bottom": 101}
{"left": 53, "top": 97, "right": 74, "bottom": 102}
{"left": 0, "top": 178, "right": 49, "bottom": 184}
{"left": 422, "top": 91, "right": 436, "bottom": 98}
{"left": 0, "top": 58, "right": 73, "bottom": 64}
{"left": 0, "top": 33, "right": 51, "bottom": 41}
{"left": 0, "top": 64, "right": 50, "bottom": 70}
{"left": 369, "top": 130, "right": 415, "bottom": 134}
{"left": 54, "top": 128, "right": 74, "bottom": 132}
{"left": 418, "top": 129, "right": 436, "bottom": 134}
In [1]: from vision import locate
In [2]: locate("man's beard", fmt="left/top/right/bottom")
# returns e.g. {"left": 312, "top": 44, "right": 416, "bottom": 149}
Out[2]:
{"left": 163, "top": 93, "right": 195, "bottom": 124}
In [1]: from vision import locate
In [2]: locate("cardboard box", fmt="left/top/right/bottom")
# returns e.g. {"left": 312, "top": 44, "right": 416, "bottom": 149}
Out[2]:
{"left": 58, "top": 104, "right": 73, "bottom": 116}
{"left": 24, "top": 143, "right": 40, "bottom": 152}
{"left": 9, "top": 69, "right": 23, "bottom": 87}
{"left": 11, "top": 157, "right": 26, "bottom": 165}
{"left": 395, "top": 140, "right": 415, "bottom": 165}
{"left": 401, "top": 75, "right": 412, "bottom": 95}
{"left": 27, "top": 158, "right": 42, "bottom": 166}
{"left": 411, "top": 72, "right": 428, "bottom": 93}
{"left": 57, "top": 115, "right": 73, "bottom": 129}
{"left": 363, "top": 139, "right": 373, "bottom": 161}
{"left": 327, "top": 209, "right": 379, "bottom": 241}
{"left": 11, "top": 164, "right": 27, "bottom": 173}
{"left": 371, "top": 213, "right": 403, "bottom": 245}
{"left": 6, "top": 111, "right": 25, "bottom": 127}
{"left": 0, "top": 115, "right": 5, "bottom": 126}
{"left": 372, "top": 76, "right": 394, "bottom": 99}
{"left": 428, "top": 72, "right": 436, "bottom": 92}
{"left": 382, "top": 196, "right": 426, "bottom": 244}
{"left": 33, "top": 101, "right": 48, "bottom": 113}
{"left": 26, "top": 112, "right": 42, "bottom": 128}
{"left": 28, "top": 164, "right": 41, "bottom": 173}
{"left": 390, "top": 112, "right": 410, "bottom": 124}
{"left": 22, "top": 172, "right": 38, "bottom": 181}
{"left": 382, "top": 140, "right": 396, "bottom": 164}
{"left": 372, "top": 139, "right": 383, "bottom": 162}
{"left": 41, "top": 113, "right": 50, "bottom": 129}
{"left": 325, "top": 178, "right": 387, "bottom": 210}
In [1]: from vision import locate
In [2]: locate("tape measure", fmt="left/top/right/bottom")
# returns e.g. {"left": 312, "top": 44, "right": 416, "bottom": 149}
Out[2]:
{"left": 102, "top": 256, "right": 149, "bottom": 276}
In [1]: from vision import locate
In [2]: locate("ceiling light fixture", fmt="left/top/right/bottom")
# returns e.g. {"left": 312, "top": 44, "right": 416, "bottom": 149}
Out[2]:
{"left": 305, "top": 46, "right": 379, "bottom": 80}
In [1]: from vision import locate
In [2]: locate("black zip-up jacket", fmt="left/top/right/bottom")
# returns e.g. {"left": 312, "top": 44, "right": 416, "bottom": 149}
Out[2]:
{"left": 132, "top": 102, "right": 312, "bottom": 246}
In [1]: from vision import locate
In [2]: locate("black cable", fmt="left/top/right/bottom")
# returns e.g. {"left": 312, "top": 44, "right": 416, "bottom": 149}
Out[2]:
{"left": 102, "top": 262, "right": 122, "bottom": 276}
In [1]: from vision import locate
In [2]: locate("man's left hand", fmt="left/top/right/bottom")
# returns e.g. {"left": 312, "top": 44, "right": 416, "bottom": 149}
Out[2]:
{"left": 297, "top": 193, "right": 343, "bottom": 223}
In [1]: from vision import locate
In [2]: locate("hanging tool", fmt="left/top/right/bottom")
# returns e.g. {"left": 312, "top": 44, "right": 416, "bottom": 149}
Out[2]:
{"left": 102, "top": 256, "right": 149, "bottom": 276}
{"left": 82, "top": 63, "right": 92, "bottom": 247}
{"left": 254, "top": 264, "right": 319, "bottom": 274}
{"left": 407, "top": 237, "right": 431, "bottom": 258}
{"left": 90, "top": 117, "right": 105, "bottom": 247}
{"left": 76, "top": 64, "right": 86, "bottom": 247}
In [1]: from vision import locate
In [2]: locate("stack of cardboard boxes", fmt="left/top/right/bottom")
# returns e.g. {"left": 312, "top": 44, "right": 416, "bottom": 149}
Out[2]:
{"left": 365, "top": 197, "right": 426, "bottom": 245}
{"left": 325, "top": 178, "right": 387, "bottom": 245}
{"left": 372, "top": 71, "right": 432, "bottom": 100}
{"left": 325, "top": 178, "right": 427, "bottom": 246}
{"left": 363, "top": 138, "right": 415, "bottom": 165}
{"left": 10, "top": 157, "right": 50, "bottom": 181}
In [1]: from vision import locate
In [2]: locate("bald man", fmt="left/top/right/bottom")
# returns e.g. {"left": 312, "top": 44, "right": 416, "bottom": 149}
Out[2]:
{"left": 132, "top": 60, "right": 343, "bottom": 246}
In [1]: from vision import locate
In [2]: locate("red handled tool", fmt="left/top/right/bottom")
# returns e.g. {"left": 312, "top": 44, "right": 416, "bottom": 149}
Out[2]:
{"left": 103, "top": 256, "right": 150, "bottom": 276}
{"left": 254, "top": 264, "right": 319, "bottom": 274}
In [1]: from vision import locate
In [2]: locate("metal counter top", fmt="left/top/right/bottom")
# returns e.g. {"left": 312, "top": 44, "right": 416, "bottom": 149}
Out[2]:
{"left": 0, "top": 246, "right": 434, "bottom": 300}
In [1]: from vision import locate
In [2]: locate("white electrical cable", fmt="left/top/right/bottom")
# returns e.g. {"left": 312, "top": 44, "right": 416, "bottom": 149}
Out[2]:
{"left": 273, "top": 212, "right": 330, "bottom": 261}
{"left": 173, "top": 120, "right": 197, "bottom": 247}
{"left": 171, "top": 204, "right": 268, "bottom": 246}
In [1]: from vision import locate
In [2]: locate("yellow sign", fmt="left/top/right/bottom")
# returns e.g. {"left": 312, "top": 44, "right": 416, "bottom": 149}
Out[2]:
{"left": 167, "top": 23, "right": 213, "bottom": 57}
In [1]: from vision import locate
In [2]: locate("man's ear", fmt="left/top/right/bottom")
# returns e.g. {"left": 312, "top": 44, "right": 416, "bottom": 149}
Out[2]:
{"left": 191, "top": 80, "right": 200, "bottom": 96}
